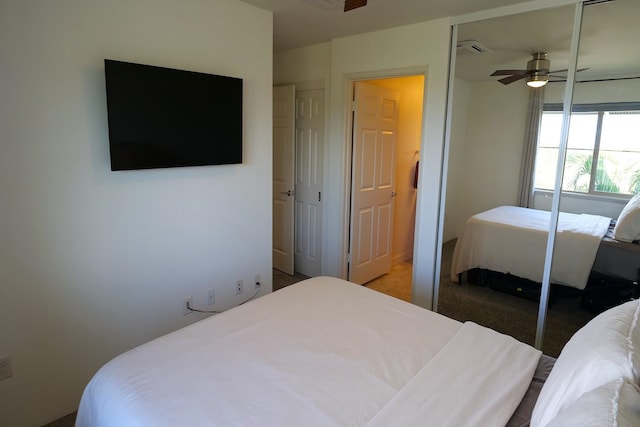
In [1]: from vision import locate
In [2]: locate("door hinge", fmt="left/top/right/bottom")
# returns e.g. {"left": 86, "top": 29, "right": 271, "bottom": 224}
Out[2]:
{"left": 318, "top": 191, "right": 322, "bottom": 202}
{"left": 347, "top": 253, "right": 352, "bottom": 263}
{"left": 351, "top": 100, "right": 357, "bottom": 112}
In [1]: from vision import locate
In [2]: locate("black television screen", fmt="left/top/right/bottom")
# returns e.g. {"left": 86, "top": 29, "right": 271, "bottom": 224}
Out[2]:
{"left": 104, "top": 59, "right": 243, "bottom": 171}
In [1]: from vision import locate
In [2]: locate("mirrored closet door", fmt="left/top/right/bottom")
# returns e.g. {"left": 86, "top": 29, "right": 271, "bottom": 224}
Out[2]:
{"left": 437, "top": 0, "right": 640, "bottom": 356}
{"left": 439, "top": 4, "right": 577, "bottom": 354}
{"left": 545, "top": 0, "right": 640, "bottom": 353}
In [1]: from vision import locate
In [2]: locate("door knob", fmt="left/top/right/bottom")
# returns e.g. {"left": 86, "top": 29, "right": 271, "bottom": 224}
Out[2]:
{"left": 391, "top": 191, "right": 397, "bottom": 197}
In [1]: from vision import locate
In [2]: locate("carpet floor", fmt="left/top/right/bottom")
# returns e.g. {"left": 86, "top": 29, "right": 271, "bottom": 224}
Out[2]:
{"left": 437, "top": 240, "right": 593, "bottom": 357}
{"left": 43, "top": 412, "right": 76, "bottom": 427}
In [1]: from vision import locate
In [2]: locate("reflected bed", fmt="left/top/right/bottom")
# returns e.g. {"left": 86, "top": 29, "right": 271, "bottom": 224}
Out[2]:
{"left": 451, "top": 206, "right": 611, "bottom": 290}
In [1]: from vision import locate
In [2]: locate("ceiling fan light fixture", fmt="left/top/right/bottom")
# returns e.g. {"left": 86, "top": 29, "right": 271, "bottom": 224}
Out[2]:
{"left": 526, "top": 74, "right": 548, "bottom": 88}
{"left": 527, "top": 52, "right": 550, "bottom": 73}
{"left": 491, "top": 51, "right": 553, "bottom": 86}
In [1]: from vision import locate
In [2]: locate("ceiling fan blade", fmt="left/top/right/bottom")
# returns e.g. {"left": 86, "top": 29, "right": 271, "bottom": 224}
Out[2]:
{"left": 344, "top": 0, "right": 367, "bottom": 12}
{"left": 548, "top": 67, "right": 589, "bottom": 75}
{"left": 491, "top": 69, "right": 528, "bottom": 76}
{"left": 498, "top": 74, "right": 529, "bottom": 85}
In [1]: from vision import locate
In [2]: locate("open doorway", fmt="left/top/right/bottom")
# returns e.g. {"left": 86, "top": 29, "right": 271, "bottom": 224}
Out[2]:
{"left": 347, "top": 75, "right": 424, "bottom": 300}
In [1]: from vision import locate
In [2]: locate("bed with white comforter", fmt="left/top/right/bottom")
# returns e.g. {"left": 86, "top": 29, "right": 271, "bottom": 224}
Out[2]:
{"left": 76, "top": 276, "right": 540, "bottom": 427}
{"left": 451, "top": 206, "right": 611, "bottom": 290}
{"left": 77, "top": 276, "right": 640, "bottom": 427}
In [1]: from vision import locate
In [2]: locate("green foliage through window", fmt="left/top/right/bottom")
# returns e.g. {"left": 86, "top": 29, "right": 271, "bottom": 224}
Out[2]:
{"left": 534, "top": 104, "right": 640, "bottom": 196}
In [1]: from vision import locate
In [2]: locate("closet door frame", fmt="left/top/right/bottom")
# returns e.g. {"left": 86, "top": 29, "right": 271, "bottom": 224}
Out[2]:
{"left": 440, "top": 0, "right": 584, "bottom": 350}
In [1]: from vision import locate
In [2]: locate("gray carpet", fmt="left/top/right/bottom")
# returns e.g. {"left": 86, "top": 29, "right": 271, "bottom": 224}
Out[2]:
{"left": 273, "top": 269, "right": 310, "bottom": 291}
{"left": 43, "top": 412, "right": 75, "bottom": 427}
{"left": 437, "top": 239, "right": 593, "bottom": 358}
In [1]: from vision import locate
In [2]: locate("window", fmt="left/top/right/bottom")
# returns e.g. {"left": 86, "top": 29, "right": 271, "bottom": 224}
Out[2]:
{"left": 534, "top": 102, "right": 640, "bottom": 196}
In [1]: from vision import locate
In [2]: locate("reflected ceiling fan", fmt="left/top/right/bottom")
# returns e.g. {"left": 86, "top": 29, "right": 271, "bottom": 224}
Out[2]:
{"left": 491, "top": 52, "right": 586, "bottom": 87}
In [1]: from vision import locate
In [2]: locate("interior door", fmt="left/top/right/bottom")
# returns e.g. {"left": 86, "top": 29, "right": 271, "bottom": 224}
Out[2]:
{"left": 273, "top": 85, "right": 295, "bottom": 274}
{"left": 294, "top": 89, "right": 324, "bottom": 277}
{"left": 348, "top": 81, "right": 399, "bottom": 284}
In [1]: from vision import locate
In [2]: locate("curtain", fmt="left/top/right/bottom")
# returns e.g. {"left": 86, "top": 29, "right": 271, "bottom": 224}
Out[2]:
{"left": 517, "top": 87, "right": 545, "bottom": 208}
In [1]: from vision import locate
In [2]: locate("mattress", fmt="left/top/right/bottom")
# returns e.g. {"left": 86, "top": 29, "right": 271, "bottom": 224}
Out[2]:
{"left": 451, "top": 206, "right": 611, "bottom": 290}
{"left": 76, "top": 276, "right": 541, "bottom": 426}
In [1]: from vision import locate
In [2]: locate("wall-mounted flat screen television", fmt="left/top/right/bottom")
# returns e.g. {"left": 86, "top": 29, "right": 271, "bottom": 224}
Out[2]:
{"left": 104, "top": 59, "right": 243, "bottom": 171}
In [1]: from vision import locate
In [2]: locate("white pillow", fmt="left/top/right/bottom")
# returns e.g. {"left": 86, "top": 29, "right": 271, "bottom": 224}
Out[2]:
{"left": 545, "top": 379, "right": 640, "bottom": 427}
{"left": 613, "top": 195, "right": 640, "bottom": 242}
{"left": 530, "top": 299, "right": 640, "bottom": 427}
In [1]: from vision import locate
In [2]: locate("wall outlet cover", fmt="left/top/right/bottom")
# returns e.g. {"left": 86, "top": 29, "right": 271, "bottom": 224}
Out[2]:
{"left": 183, "top": 296, "right": 193, "bottom": 316}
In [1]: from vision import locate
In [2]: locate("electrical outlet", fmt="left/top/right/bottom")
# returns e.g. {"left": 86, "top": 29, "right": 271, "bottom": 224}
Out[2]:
{"left": 207, "top": 289, "right": 216, "bottom": 306}
{"left": 254, "top": 274, "right": 261, "bottom": 289}
{"left": 236, "top": 279, "right": 243, "bottom": 295}
{"left": 183, "top": 296, "right": 193, "bottom": 316}
{"left": 0, "top": 355, "right": 12, "bottom": 381}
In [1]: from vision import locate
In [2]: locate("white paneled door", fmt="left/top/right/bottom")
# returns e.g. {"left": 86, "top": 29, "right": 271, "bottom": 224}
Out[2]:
{"left": 294, "top": 89, "right": 324, "bottom": 277}
{"left": 273, "top": 85, "right": 295, "bottom": 274}
{"left": 348, "top": 82, "right": 399, "bottom": 284}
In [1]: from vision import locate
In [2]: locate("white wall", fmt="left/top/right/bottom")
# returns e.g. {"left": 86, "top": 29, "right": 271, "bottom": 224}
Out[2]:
{"left": 464, "top": 81, "right": 529, "bottom": 214}
{"left": 444, "top": 80, "right": 529, "bottom": 240}
{"left": 274, "top": 42, "right": 332, "bottom": 87}
{"left": 0, "top": 1, "right": 272, "bottom": 426}
{"left": 327, "top": 19, "right": 451, "bottom": 308}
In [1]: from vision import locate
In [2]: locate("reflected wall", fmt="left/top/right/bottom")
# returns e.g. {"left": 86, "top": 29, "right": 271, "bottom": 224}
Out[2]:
{"left": 439, "top": 0, "right": 640, "bottom": 355}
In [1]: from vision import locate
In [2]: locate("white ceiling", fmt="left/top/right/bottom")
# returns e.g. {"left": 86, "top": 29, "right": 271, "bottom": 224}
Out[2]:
{"left": 240, "top": 0, "right": 531, "bottom": 52}
{"left": 241, "top": 0, "right": 640, "bottom": 83}
{"left": 455, "top": 0, "right": 640, "bottom": 82}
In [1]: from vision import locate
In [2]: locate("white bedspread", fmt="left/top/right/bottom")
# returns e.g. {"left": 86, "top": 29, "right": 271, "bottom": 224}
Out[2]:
{"left": 367, "top": 322, "right": 541, "bottom": 427}
{"left": 77, "top": 276, "right": 540, "bottom": 426}
{"left": 451, "top": 206, "right": 611, "bottom": 290}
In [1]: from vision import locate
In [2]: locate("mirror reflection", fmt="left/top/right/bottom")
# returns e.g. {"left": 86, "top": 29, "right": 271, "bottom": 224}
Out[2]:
{"left": 547, "top": 0, "right": 640, "bottom": 352}
{"left": 439, "top": 0, "right": 640, "bottom": 356}
{"left": 439, "top": 5, "right": 576, "bottom": 354}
